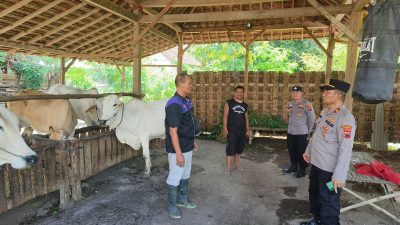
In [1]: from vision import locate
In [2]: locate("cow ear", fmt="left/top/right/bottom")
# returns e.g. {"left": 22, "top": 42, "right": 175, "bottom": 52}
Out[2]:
{"left": 86, "top": 105, "right": 97, "bottom": 113}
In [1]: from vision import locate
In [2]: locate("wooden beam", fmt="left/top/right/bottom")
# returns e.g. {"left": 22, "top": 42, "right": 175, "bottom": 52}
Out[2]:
{"left": 140, "top": 5, "right": 353, "bottom": 23}
{"left": 248, "top": 27, "right": 268, "bottom": 45}
{"left": 143, "top": 8, "right": 182, "bottom": 32}
{"left": 81, "top": 29, "right": 132, "bottom": 53}
{"left": 344, "top": 12, "right": 362, "bottom": 112}
{"left": 83, "top": 0, "right": 176, "bottom": 44}
{"left": 91, "top": 33, "right": 133, "bottom": 54}
{"left": 0, "top": 0, "right": 64, "bottom": 35}
{"left": 56, "top": 14, "right": 117, "bottom": 48}
{"left": 28, "top": 10, "right": 99, "bottom": 44}
{"left": 10, "top": 3, "right": 87, "bottom": 41}
{"left": 71, "top": 24, "right": 131, "bottom": 51}
{"left": 148, "top": 29, "right": 178, "bottom": 44}
{"left": 131, "top": 0, "right": 177, "bottom": 47}
{"left": 352, "top": 0, "right": 371, "bottom": 12}
{"left": 303, "top": 27, "right": 330, "bottom": 56}
{"left": 0, "top": 0, "right": 33, "bottom": 19}
{"left": 82, "top": 0, "right": 138, "bottom": 21}
{"left": 0, "top": 93, "right": 144, "bottom": 102}
{"left": 306, "top": 0, "right": 358, "bottom": 42}
{"left": 183, "top": 21, "right": 328, "bottom": 33}
{"left": 65, "top": 58, "right": 77, "bottom": 72}
{"left": 140, "top": 0, "right": 280, "bottom": 7}
{"left": 0, "top": 39, "right": 122, "bottom": 60}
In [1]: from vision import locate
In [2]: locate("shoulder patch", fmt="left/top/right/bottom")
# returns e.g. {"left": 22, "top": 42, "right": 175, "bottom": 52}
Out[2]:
{"left": 342, "top": 125, "right": 352, "bottom": 139}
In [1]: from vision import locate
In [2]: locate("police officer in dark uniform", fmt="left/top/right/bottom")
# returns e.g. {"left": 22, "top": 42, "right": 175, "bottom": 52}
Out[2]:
{"left": 285, "top": 86, "right": 315, "bottom": 178}
{"left": 301, "top": 79, "right": 357, "bottom": 225}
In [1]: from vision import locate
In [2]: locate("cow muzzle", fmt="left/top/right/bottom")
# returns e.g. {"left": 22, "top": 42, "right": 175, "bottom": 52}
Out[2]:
{"left": 24, "top": 155, "right": 38, "bottom": 165}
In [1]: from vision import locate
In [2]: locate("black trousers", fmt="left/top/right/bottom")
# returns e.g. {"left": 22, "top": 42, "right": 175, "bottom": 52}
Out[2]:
{"left": 309, "top": 165, "right": 341, "bottom": 225}
{"left": 287, "top": 133, "right": 308, "bottom": 170}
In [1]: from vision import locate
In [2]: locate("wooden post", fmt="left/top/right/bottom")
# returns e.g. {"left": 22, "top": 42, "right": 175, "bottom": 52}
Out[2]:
{"left": 344, "top": 12, "right": 362, "bottom": 112}
{"left": 133, "top": 22, "right": 141, "bottom": 95}
{"left": 244, "top": 45, "right": 249, "bottom": 99}
{"left": 244, "top": 32, "right": 250, "bottom": 99}
{"left": 371, "top": 103, "right": 388, "bottom": 151}
{"left": 60, "top": 57, "right": 66, "bottom": 84}
{"left": 325, "top": 33, "right": 335, "bottom": 83}
{"left": 177, "top": 32, "right": 183, "bottom": 75}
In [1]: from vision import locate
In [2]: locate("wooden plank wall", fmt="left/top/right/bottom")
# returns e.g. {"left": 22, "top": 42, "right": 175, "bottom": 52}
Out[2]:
{"left": 192, "top": 71, "right": 400, "bottom": 142}
{"left": 0, "top": 127, "right": 165, "bottom": 213}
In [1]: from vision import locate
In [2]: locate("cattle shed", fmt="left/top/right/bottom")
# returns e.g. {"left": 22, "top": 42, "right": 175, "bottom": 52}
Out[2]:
{"left": 1, "top": 0, "right": 395, "bottom": 214}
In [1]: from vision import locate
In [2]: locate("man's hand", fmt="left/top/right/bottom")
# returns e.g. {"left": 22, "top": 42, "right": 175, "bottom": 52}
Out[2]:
{"left": 246, "top": 130, "right": 250, "bottom": 139}
{"left": 176, "top": 153, "right": 185, "bottom": 167}
{"left": 303, "top": 152, "right": 310, "bottom": 163}
{"left": 332, "top": 178, "right": 345, "bottom": 193}
{"left": 194, "top": 142, "right": 199, "bottom": 151}
{"left": 223, "top": 128, "right": 228, "bottom": 138}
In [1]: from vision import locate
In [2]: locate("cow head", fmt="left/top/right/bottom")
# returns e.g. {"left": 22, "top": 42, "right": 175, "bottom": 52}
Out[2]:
{"left": 0, "top": 106, "right": 38, "bottom": 169}
{"left": 100, "top": 95, "right": 122, "bottom": 123}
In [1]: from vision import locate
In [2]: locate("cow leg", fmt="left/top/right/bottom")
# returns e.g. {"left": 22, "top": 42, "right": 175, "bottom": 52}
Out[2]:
{"left": 141, "top": 140, "right": 151, "bottom": 178}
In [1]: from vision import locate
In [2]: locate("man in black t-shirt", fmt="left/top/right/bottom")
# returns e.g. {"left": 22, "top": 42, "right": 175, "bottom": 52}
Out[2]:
{"left": 223, "top": 85, "right": 249, "bottom": 175}
{"left": 164, "top": 73, "right": 198, "bottom": 219}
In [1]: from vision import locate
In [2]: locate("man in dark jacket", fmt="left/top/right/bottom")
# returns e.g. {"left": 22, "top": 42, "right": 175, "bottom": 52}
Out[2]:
{"left": 165, "top": 73, "right": 198, "bottom": 219}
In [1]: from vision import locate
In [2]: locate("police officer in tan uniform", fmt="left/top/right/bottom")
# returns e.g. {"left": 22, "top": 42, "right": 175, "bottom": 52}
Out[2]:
{"left": 301, "top": 79, "right": 357, "bottom": 225}
{"left": 285, "top": 86, "right": 315, "bottom": 178}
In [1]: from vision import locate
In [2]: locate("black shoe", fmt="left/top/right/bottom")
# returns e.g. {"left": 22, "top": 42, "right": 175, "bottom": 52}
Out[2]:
{"left": 285, "top": 164, "right": 298, "bottom": 173}
{"left": 296, "top": 170, "right": 306, "bottom": 178}
{"left": 300, "top": 218, "right": 321, "bottom": 225}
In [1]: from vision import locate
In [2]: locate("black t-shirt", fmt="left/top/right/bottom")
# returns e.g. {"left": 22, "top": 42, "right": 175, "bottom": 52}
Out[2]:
{"left": 164, "top": 93, "right": 195, "bottom": 153}
{"left": 227, "top": 98, "right": 248, "bottom": 134}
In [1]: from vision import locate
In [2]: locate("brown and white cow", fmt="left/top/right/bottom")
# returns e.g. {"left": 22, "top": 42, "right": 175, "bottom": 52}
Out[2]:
{"left": 6, "top": 90, "right": 77, "bottom": 140}
{"left": 0, "top": 105, "right": 38, "bottom": 169}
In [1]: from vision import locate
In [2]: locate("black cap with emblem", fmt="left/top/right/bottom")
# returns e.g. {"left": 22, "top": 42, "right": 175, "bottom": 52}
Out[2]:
{"left": 291, "top": 86, "right": 303, "bottom": 92}
{"left": 319, "top": 79, "right": 351, "bottom": 93}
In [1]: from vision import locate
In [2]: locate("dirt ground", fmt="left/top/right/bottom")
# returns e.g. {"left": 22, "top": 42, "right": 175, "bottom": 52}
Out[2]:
{"left": 0, "top": 137, "right": 399, "bottom": 225}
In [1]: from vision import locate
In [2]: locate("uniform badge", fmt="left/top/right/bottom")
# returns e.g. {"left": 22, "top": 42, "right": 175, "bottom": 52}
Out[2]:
{"left": 322, "top": 125, "right": 329, "bottom": 136}
{"left": 306, "top": 103, "right": 313, "bottom": 111}
{"left": 325, "top": 117, "right": 335, "bottom": 127}
{"left": 334, "top": 108, "right": 341, "bottom": 113}
{"left": 342, "top": 125, "right": 352, "bottom": 139}
{"left": 297, "top": 109, "right": 303, "bottom": 117}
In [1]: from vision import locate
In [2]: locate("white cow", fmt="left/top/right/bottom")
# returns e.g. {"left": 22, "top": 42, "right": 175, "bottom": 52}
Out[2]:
{"left": 0, "top": 105, "right": 38, "bottom": 169}
{"left": 100, "top": 95, "right": 167, "bottom": 177}
{"left": 47, "top": 84, "right": 103, "bottom": 126}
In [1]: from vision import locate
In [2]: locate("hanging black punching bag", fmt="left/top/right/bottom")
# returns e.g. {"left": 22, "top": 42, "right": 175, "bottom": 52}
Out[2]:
{"left": 352, "top": 0, "right": 400, "bottom": 104}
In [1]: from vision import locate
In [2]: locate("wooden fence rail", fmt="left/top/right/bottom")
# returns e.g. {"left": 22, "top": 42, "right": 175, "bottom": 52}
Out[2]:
{"left": 0, "top": 126, "right": 164, "bottom": 213}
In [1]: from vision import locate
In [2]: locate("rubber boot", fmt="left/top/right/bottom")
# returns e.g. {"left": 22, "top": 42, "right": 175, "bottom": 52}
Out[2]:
{"left": 167, "top": 185, "right": 181, "bottom": 219}
{"left": 176, "top": 179, "right": 197, "bottom": 209}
